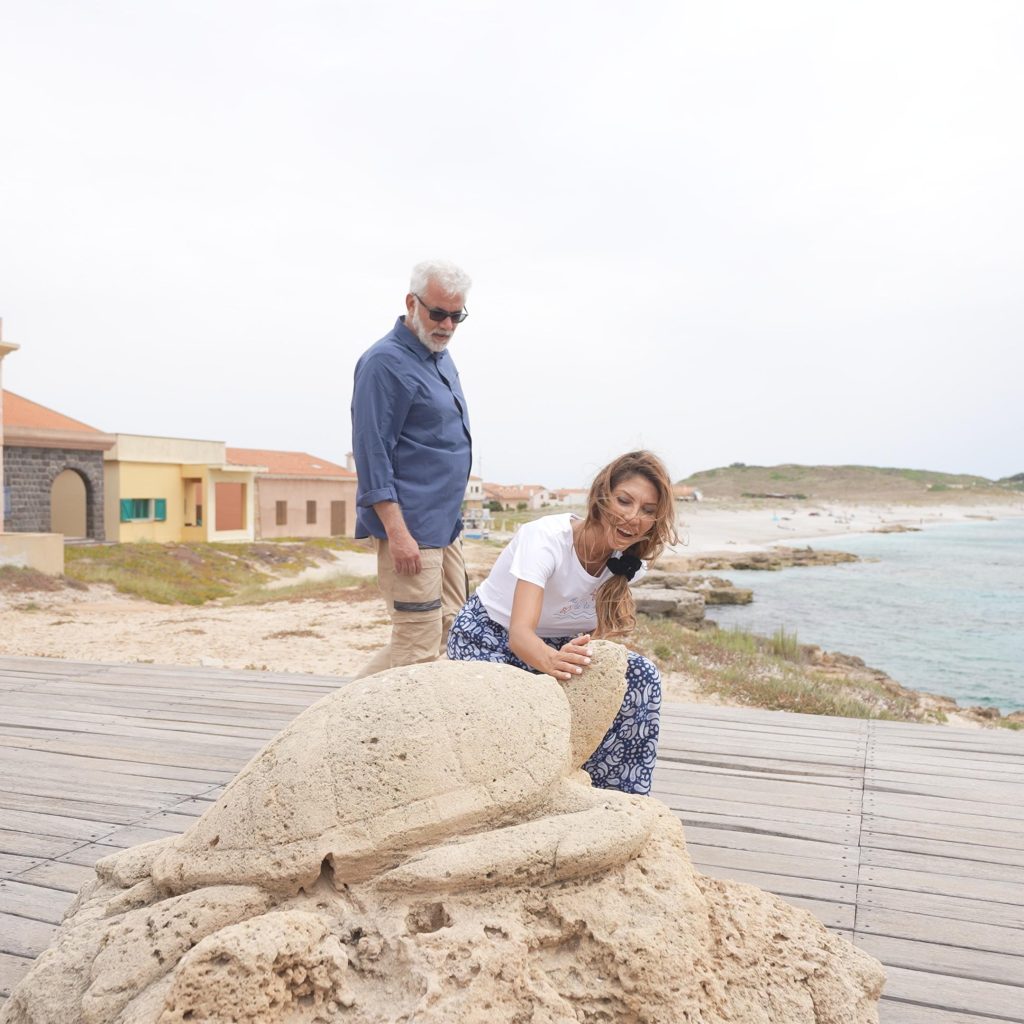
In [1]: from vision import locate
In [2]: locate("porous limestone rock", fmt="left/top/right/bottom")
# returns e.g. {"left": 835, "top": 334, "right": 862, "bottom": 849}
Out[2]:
{"left": 633, "top": 586, "right": 706, "bottom": 625}
{"left": 2, "top": 641, "right": 884, "bottom": 1024}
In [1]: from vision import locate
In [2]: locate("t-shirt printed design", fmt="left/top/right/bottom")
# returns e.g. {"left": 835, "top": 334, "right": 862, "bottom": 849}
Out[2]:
{"left": 557, "top": 595, "right": 595, "bottom": 620}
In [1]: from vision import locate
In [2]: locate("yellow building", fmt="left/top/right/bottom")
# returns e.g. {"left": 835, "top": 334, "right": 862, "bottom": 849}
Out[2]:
{"left": 104, "top": 434, "right": 264, "bottom": 544}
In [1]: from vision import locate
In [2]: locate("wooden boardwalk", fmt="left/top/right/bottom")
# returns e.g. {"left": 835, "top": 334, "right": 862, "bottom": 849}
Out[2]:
{"left": 1, "top": 655, "right": 1022, "bottom": 1022}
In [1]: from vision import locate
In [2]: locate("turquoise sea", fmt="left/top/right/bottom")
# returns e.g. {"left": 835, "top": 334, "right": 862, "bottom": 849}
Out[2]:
{"left": 706, "top": 516, "right": 1024, "bottom": 713}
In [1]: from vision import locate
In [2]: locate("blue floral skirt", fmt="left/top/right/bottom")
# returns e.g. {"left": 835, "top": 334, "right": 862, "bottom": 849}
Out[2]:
{"left": 447, "top": 594, "right": 661, "bottom": 796}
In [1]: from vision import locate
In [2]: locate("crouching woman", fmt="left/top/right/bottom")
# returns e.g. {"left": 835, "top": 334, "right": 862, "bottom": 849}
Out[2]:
{"left": 447, "top": 450, "right": 677, "bottom": 796}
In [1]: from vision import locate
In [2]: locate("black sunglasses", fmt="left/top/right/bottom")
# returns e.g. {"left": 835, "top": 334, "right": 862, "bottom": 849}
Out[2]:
{"left": 414, "top": 294, "right": 469, "bottom": 324}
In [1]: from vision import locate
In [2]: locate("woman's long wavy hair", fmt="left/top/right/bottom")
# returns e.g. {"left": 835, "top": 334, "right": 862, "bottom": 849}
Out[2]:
{"left": 580, "top": 451, "right": 678, "bottom": 639}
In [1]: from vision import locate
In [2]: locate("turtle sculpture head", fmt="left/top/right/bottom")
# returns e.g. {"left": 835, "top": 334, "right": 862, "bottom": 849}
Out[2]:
{"left": 148, "top": 640, "right": 654, "bottom": 897}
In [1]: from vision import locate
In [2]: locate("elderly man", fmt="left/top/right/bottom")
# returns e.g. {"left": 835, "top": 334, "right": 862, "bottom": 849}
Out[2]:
{"left": 351, "top": 259, "right": 473, "bottom": 678}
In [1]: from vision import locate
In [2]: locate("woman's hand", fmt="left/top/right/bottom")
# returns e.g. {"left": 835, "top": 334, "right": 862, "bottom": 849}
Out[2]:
{"left": 543, "top": 634, "right": 592, "bottom": 682}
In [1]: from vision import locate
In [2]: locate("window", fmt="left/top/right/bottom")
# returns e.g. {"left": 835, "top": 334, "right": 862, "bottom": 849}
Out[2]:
{"left": 276, "top": 501, "right": 287, "bottom": 526}
{"left": 306, "top": 500, "right": 317, "bottom": 525}
{"left": 119, "top": 498, "right": 166, "bottom": 522}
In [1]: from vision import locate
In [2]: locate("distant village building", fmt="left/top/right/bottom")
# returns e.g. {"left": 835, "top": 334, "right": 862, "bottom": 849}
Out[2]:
{"left": 462, "top": 475, "right": 491, "bottom": 535}
{"left": 0, "top": 325, "right": 84, "bottom": 572}
{"left": 2, "top": 389, "right": 114, "bottom": 542}
{"left": 227, "top": 447, "right": 357, "bottom": 539}
{"left": 103, "top": 434, "right": 263, "bottom": 544}
{"left": 549, "top": 487, "right": 589, "bottom": 507}
{"left": 482, "top": 483, "right": 553, "bottom": 511}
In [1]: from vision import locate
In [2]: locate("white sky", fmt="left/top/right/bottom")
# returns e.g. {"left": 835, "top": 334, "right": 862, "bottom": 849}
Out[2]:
{"left": 1, "top": 0, "right": 1021, "bottom": 487}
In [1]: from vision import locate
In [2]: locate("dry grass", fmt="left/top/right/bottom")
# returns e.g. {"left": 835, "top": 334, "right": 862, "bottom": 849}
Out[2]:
{"left": 63, "top": 540, "right": 355, "bottom": 605}
{"left": 633, "top": 615, "right": 925, "bottom": 722}
{"left": 0, "top": 565, "right": 72, "bottom": 594}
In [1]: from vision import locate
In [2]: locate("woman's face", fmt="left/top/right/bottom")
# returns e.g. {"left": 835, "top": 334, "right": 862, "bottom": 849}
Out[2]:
{"left": 601, "top": 473, "right": 660, "bottom": 550}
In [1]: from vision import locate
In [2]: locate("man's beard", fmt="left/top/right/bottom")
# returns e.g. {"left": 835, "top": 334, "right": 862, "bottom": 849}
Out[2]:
{"left": 409, "top": 307, "right": 452, "bottom": 354}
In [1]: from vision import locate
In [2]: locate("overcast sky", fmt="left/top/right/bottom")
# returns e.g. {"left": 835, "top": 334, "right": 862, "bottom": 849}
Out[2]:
{"left": 1, "top": 1, "right": 1021, "bottom": 487}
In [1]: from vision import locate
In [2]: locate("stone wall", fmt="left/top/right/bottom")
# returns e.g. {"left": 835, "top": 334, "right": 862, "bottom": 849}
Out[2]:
{"left": 3, "top": 446, "right": 106, "bottom": 540}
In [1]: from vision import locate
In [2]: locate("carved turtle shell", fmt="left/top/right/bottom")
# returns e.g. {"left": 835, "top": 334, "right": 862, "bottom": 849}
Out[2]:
{"left": 151, "top": 643, "right": 627, "bottom": 896}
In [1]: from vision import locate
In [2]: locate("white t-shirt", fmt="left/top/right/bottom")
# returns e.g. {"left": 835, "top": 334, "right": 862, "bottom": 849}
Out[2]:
{"left": 475, "top": 513, "right": 646, "bottom": 638}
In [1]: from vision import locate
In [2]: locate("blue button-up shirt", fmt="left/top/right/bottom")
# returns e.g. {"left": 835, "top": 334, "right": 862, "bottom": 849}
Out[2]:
{"left": 351, "top": 317, "right": 472, "bottom": 547}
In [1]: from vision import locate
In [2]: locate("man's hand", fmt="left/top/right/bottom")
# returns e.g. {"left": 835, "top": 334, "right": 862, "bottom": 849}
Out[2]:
{"left": 373, "top": 501, "right": 422, "bottom": 575}
{"left": 388, "top": 527, "right": 422, "bottom": 575}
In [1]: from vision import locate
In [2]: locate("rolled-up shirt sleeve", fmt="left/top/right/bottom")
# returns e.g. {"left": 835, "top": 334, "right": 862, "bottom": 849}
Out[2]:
{"left": 352, "top": 356, "right": 412, "bottom": 508}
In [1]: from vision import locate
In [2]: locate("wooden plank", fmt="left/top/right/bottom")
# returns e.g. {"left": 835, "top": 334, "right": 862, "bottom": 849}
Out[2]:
{"left": 0, "top": 950, "right": 34, "bottom": 1000}
{"left": 658, "top": 750, "right": 862, "bottom": 780}
{"left": 55, "top": 843, "right": 124, "bottom": 868}
{"left": 879, "top": 1000, "right": 1019, "bottom": 1024}
{"left": 660, "top": 792, "right": 860, "bottom": 832}
{"left": 865, "top": 772, "right": 1024, "bottom": 807}
{"left": 655, "top": 758, "right": 862, "bottom": 788}
{"left": 0, "top": 742, "right": 235, "bottom": 785}
{"left": 682, "top": 824, "right": 858, "bottom": 864}
{"left": 0, "top": 709, "right": 274, "bottom": 744}
{"left": 0, "top": 790, "right": 167, "bottom": 825}
{"left": 859, "top": 864, "right": 1024, "bottom": 905}
{"left": 863, "top": 802, "right": 1024, "bottom": 836}
{"left": 0, "top": 854, "right": 41, "bottom": 880}
{"left": 666, "top": 702, "right": 870, "bottom": 732}
{"left": 859, "top": 886, "right": 1024, "bottom": 930}
{"left": 141, "top": 811, "right": 201, "bottom": 832}
{"left": 867, "top": 752, "right": 1024, "bottom": 778}
{"left": 0, "top": 734, "right": 253, "bottom": 773}
{"left": 687, "top": 843, "right": 857, "bottom": 883}
{"left": 671, "top": 809, "right": 859, "bottom": 846}
{"left": 16, "top": 861, "right": 94, "bottom": 893}
{"left": 656, "top": 773, "right": 862, "bottom": 813}
{"left": 0, "top": 690, "right": 305, "bottom": 725}
{"left": 659, "top": 744, "right": 865, "bottom": 771}
{"left": 862, "top": 846, "right": 1024, "bottom": 884}
{"left": 856, "top": 907, "right": 1024, "bottom": 958}
{"left": 0, "top": 831, "right": 82, "bottom": 860}
{"left": 861, "top": 830, "right": 1024, "bottom": 869}
{"left": 864, "top": 815, "right": 1024, "bottom": 854}
{"left": 764, "top": 894, "right": 854, "bottom": 931}
{"left": 0, "top": 748, "right": 221, "bottom": 793}
{"left": 856, "top": 931, "right": 1024, "bottom": 986}
{"left": 880, "top": 964, "right": 1024, "bottom": 1020}
{"left": 92, "top": 825, "right": 181, "bottom": 850}
{"left": 0, "top": 880, "right": 73, "bottom": 925}
{"left": 0, "top": 809, "right": 119, "bottom": 843}
{"left": 0, "top": 914, "right": 58, "bottom": 960}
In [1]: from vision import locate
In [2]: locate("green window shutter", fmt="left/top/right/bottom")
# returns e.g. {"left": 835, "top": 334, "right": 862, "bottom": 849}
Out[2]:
{"left": 154, "top": 499, "right": 167, "bottom": 522}
{"left": 120, "top": 499, "right": 133, "bottom": 522}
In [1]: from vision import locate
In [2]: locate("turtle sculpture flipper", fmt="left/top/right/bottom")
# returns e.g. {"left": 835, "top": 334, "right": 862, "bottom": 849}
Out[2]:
{"left": 375, "top": 784, "right": 658, "bottom": 893}
{"left": 148, "top": 640, "right": 639, "bottom": 897}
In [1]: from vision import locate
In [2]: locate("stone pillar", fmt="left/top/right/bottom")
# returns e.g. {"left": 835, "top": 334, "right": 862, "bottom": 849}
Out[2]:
{"left": 0, "top": 318, "right": 22, "bottom": 534}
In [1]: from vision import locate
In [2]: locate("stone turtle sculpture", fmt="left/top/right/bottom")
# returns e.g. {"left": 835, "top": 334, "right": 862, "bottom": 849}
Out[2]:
{"left": 2, "top": 641, "right": 884, "bottom": 1024}
{"left": 146, "top": 639, "right": 658, "bottom": 898}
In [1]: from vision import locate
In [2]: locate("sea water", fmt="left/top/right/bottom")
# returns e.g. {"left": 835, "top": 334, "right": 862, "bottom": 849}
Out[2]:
{"left": 705, "top": 516, "right": 1024, "bottom": 713}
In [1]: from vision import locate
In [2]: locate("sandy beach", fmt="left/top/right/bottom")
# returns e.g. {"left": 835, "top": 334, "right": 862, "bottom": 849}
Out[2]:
{"left": 671, "top": 499, "right": 1024, "bottom": 555}
{"left": 2, "top": 499, "right": 1021, "bottom": 715}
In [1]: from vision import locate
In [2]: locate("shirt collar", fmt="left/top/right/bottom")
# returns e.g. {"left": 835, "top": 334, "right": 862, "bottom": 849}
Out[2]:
{"left": 394, "top": 316, "right": 448, "bottom": 363}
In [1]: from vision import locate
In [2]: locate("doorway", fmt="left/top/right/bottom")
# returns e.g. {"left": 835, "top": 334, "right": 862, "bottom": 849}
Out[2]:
{"left": 51, "top": 469, "right": 87, "bottom": 539}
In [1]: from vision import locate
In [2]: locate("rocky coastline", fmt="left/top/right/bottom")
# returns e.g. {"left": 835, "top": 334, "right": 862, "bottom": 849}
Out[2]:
{"left": 634, "top": 558, "right": 1024, "bottom": 731}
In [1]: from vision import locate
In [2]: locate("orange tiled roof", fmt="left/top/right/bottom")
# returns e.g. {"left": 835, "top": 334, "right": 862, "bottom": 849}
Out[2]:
{"left": 226, "top": 447, "right": 355, "bottom": 479}
{"left": 2, "top": 390, "right": 104, "bottom": 433}
{"left": 483, "top": 483, "right": 549, "bottom": 501}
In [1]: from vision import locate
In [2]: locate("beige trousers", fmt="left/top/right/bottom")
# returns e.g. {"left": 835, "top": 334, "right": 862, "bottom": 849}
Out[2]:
{"left": 354, "top": 537, "right": 467, "bottom": 679}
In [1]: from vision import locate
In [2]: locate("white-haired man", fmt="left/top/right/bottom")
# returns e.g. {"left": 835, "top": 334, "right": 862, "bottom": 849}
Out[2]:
{"left": 351, "top": 260, "right": 473, "bottom": 677}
